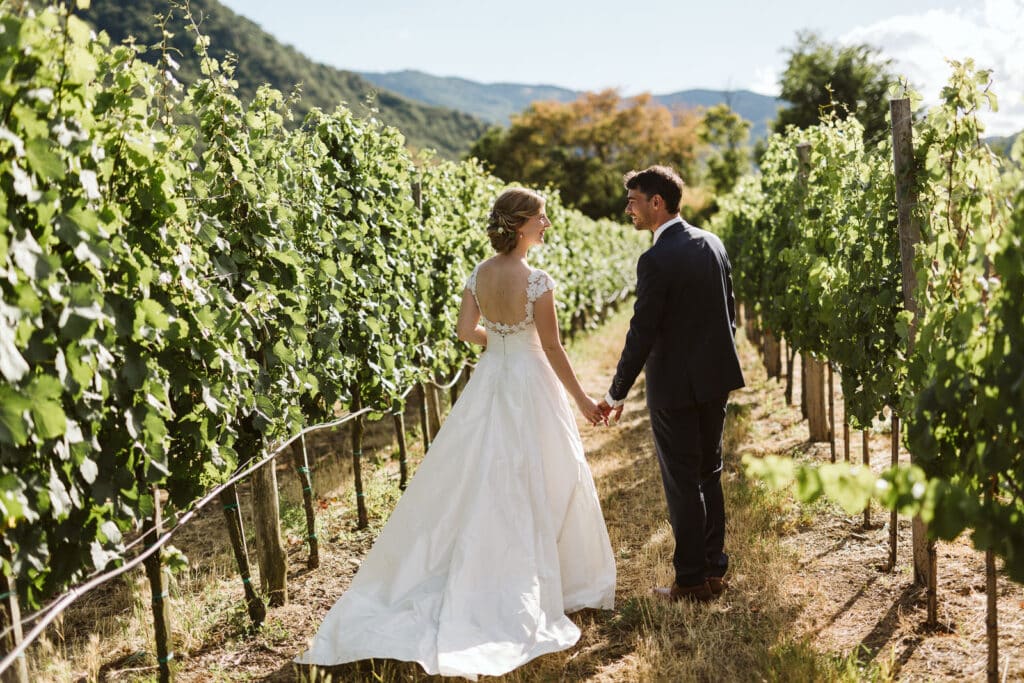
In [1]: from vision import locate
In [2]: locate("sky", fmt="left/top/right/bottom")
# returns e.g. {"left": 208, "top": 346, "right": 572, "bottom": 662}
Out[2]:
{"left": 219, "top": 0, "right": 1024, "bottom": 136}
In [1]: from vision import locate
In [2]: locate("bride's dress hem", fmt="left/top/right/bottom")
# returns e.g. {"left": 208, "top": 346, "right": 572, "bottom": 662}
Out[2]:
{"left": 293, "top": 604, "right": 617, "bottom": 680}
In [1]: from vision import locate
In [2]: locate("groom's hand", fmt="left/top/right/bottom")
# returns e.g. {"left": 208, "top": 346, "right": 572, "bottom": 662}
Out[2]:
{"left": 597, "top": 400, "right": 623, "bottom": 425}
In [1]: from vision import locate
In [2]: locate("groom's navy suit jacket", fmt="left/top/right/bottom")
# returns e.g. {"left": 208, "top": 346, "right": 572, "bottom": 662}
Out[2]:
{"left": 609, "top": 220, "right": 745, "bottom": 409}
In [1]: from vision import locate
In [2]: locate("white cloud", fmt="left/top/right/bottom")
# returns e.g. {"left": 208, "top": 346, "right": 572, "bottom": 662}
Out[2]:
{"left": 841, "top": 0, "right": 1024, "bottom": 136}
{"left": 746, "top": 64, "right": 784, "bottom": 97}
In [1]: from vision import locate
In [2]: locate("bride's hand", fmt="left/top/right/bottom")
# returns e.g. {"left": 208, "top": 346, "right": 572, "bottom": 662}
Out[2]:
{"left": 577, "top": 395, "right": 606, "bottom": 427}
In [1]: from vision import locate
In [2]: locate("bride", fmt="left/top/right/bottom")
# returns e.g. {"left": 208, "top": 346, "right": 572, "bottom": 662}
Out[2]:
{"left": 294, "top": 187, "right": 616, "bottom": 679}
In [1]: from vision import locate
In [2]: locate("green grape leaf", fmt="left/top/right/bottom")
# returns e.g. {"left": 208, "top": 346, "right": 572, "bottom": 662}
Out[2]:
{"left": 0, "top": 386, "right": 31, "bottom": 445}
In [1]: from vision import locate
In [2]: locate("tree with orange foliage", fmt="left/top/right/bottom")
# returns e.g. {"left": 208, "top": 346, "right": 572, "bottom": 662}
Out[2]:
{"left": 470, "top": 90, "right": 705, "bottom": 220}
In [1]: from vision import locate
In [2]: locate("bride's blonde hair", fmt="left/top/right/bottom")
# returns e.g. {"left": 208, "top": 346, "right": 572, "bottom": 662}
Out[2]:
{"left": 487, "top": 188, "right": 544, "bottom": 254}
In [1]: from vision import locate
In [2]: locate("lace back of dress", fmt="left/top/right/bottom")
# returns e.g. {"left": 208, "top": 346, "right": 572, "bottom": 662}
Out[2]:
{"left": 466, "top": 265, "right": 555, "bottom": 336}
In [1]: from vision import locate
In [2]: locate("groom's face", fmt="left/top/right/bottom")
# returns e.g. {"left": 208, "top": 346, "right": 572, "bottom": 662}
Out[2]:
{"left": 625, "top": 189, "right": 655, "bottom": 231}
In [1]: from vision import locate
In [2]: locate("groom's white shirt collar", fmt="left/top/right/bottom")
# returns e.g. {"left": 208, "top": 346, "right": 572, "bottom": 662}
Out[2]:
{"left": 653, "top": 217, "right": 683, "bottom": 245}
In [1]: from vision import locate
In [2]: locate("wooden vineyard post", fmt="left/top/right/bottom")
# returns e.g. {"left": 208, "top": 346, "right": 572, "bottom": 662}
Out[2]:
{"left": 800, "top": 354, "right": 809, "bottom": 419}
{"left": 784, "top": 342, "right": 796, "bottom": 405}
{"left": 781, "top": 337, "right": 788, "bottom": 384}
{"left": 797, "top": 141, "right": 810, "bottom": 425}
{"left": 426, "top": 382, "right": 443, "bottom": 441}
{"left": 252, "top": 454, "right": 287, "bottom": 607}
{"left": 393, "top": 409, "right": 410, "bottom": 491}
{"left": 805, "top": 356, "right": 830, "bottom": 442}
{"left": 862, "top": 430, "right": 871, "bottom": 528}
{"left": 292, "top": 434, "right": 319, "bottom": 569}
{"left": 142, "top": 486, "right": 173, "bottom": 682}
{"left": 219, "top": 485, "right": 265, "bottom": 627}
{"left": 927, "top": 541, "right": 938, "bottom": 626}
{"left": 743, "top": 301, "right": 760, "bottom": 346}
{"left": 843, "top": 417, "right": 851, "bottom": 463}
{"left": 985, "top": 475, "right": 999, "bottom": 683}
{"left": 0, "top": 567, "right": 29, "bottom": 683}
{"left": 796, "top": 141, "right": 808, "bottom": 423}
{"left": 417, "top": 383, "right": 431, "bottom": 451}
{"left": 888, "top": 414, "right": 899, "bottom": 571}
{"left": 352, "top": 384, "right": 369, "bottom": 529}
{"left": 763, "top": 330, "right": 781, "bottom": 379}
{"left": 827, "top": 363, "right": 836, "bottom": 463}
{"left": 891, "top": 97, "right": 931, "bottom": 592}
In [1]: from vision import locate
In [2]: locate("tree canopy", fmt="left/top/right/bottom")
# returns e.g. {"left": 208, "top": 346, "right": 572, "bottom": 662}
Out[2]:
{"left": 470, "top": 90, "right": 704, "bottom": 220}
{"left": 700, "top": 103, "right": 751, "bottom": 197}
{"left": 773, "top": 31, "right": 898, "bottom": 143}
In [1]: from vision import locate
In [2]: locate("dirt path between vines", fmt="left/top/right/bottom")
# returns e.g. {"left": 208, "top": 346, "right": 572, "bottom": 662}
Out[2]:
{"left": 44, "top": 306, "right": 1023, "bottom": 682}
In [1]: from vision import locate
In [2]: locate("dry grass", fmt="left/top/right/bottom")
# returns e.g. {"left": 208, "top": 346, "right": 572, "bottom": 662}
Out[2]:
{"left": 22, "top": 304, "right": 1022, "bottom": 682}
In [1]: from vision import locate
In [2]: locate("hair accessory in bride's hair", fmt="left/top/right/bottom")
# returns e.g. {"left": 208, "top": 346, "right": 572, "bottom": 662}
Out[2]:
{"left": 489, "top": 210, "right": 513, "bottom": 233}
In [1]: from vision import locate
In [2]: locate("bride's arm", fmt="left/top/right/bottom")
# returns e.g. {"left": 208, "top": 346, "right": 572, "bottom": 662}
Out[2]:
{"left": 534, "top": 290, "right": 603, "bottom": 425}
{"left": 456, "top": 288, "right": 488, "bottom": 346}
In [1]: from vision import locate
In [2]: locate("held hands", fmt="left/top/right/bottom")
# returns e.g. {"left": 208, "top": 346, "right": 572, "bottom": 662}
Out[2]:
{"left": 577, "top": 395, "right": 608, "bottom": 427}
{"left": 576, "top": 395, "right": 624, "bottom": 427}
{"left": 597, "top": 399, "right": 623, "bottom": 426}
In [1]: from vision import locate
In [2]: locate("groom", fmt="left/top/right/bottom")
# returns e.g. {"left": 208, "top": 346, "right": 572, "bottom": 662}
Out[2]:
{"left": 599, "top": 165, "right": 744, "bottom": 603}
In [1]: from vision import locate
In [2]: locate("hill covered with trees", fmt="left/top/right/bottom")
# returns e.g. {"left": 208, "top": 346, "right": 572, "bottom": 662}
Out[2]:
{"left": 75, "top": 0, "right": 488, "bottom": 158}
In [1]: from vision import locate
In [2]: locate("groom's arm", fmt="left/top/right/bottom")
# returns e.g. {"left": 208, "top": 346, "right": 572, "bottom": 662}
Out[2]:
{"left": 726, "top": 253, "right": 737, "bottom": 337}
{"left": 606, "top": 251, "right": 668, "bottom": 404}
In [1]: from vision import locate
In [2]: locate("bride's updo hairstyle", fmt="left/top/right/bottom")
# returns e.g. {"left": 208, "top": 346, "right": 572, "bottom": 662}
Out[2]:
{"left": 487, "top": 187, "right": 544, "bottom": 254}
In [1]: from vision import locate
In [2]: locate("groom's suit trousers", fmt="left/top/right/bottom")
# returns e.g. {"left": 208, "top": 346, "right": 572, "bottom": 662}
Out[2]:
{"left": 649, "top": 398, "right": 729, "bottom": 587}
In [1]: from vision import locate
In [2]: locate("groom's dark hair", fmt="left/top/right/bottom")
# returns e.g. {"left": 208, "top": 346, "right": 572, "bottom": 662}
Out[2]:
{"left": 623, "top": 166, "right": 684, "bottom": 213}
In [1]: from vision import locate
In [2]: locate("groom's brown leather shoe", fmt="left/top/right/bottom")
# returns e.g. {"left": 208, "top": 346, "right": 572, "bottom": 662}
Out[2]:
{"left": 651, "top": 581, "right": 714, "bottom": 603}
{"left": 707, "top": 575, "right": 729, "bottom": 596}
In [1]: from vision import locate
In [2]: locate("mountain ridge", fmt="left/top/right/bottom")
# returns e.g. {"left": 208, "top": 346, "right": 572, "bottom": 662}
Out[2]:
{"left": 359, "top": 69, "right": 784, "bottom": 140}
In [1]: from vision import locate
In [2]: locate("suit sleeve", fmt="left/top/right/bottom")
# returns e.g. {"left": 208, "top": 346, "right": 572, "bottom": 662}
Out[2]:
{"left": 608, "top": 250, "right": 668, "bottom": 402}
{"left": 725, "top": 252, "right": 737, "bottom": 336}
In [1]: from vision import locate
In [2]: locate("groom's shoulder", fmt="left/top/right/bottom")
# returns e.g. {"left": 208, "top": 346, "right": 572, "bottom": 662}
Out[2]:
{"left": 677, "top": 222, "right": 725, "bottom": 250}
{"left": 653, "top": 221, "right": 691, "bottom": 250}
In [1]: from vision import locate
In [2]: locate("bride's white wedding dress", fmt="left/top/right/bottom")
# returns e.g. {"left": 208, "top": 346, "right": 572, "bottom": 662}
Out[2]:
{"left": 295, "top": 266, "right": 616, "bottom": 679}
